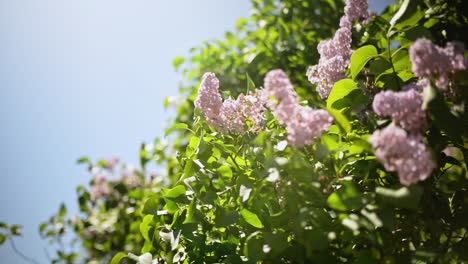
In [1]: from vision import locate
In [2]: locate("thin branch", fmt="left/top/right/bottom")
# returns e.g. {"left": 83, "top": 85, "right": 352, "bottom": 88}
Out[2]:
{"left": 9, "top": 238, "right": 40, "bottom": 264}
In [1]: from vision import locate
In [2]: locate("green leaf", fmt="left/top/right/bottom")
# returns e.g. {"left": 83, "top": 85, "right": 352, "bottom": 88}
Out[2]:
{"left": 217, "top": 165, "right": 233, "bottom": 179}
{"left": 235, "top": 17, "right": 248, "bottom": 30}
{"left": 215, "top": 210, "right": 239, "bottom": 227}
{"left": 163, "top": 185, "right": 186, "bottom": 199}
{"left": 58, "top": 203, "right": 67, "bottom": 219}
{"left": 172, "top": 56, "right": 185, "bottom": 71}
{"left": 10, "top": 225, "right": 22, "bottom": 236}
{"left": 140, "top": 215, "right": 154, "bottom": 241}
{"left": 350, "top": 45, "right": 378, "bottom": 79}
{"left": 183, "top": 199, "right": 199, "bottom": 224}
{"left": 186, "top": 135, "right": 201, "bottom": 157}
{"left": 165, "top": 123, "right": 189, "bottom": 137}
{"left": 241, "top": 209, "right": 264, "bottom": 228}
{"left": 327, "top": 181, "right": 365, "bottom": 211}
{"left": 376, "top": 185, "right": 423, "bottom": 209}
{"left": 0, "top": 222, "right": 7, "bottom": 229}
{"left": 143, "top": 196, "right": 160, "bottom": 215}
{"left": 110, "top": 252, "right": 127, "bottom": 264}
{"left": 0, "top": 234, "right": 6, "bottom": 245}
{"left": 327, "top": 108, "right": 351, "bottom": 133}
{"left": 76, "top": 156, "right": 90, "bottom": 164}
{"left": 326, "top": 79, "right": 358, "bottom": 110}
{"left": 246, "top": 72, "right": 256, "bottom": 93}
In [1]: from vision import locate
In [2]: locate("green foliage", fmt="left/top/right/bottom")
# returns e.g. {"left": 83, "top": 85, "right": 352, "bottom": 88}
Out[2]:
{"left": 33, "top": 0, "right": 468, "bottom": 263}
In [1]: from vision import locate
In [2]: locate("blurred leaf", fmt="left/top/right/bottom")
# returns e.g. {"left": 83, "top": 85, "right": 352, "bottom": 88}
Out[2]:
{"left": 140, "top": 215, "right": 154, "bottom": 241}
{"left": 376, "top": 185, "right": 423, "bottom": 209}
{"left": 76, "top": 156, "right": 90, "bottom": 164}
{"left": 165, "top": 123, "right": 189, "bottom": 137}
{"left": 10, "top": 225, "right": 22, "bottom": 236}
{"left": 173, "top": 56, "right": 186, "bottom": 71}
{"left": 110, "top": 252, "right": 127, "bottom": 264}
{"left": 163, "top": 185, "right": 186, "bottom": 199}
{"left": 327, "top": 181, "right": 365, "bottom": 211}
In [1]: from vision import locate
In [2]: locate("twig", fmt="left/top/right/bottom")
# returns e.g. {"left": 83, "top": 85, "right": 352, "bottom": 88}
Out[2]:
{"left": 9, "top": 238, "right": 40, "bottom": 264}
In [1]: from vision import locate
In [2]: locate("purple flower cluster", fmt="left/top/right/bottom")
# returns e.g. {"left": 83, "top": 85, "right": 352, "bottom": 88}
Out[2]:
{"left": 265, "top": 69, "right": 333, "bottom": 147}
{"left": 372, "top": 86, "right": 427, "bottom": 133}
{"left": 90, "top": 175, "right": 110, "bottom": 200}
{"left": 307, "top": 0, "right": 370, "bottom": 99}
{"left": 409, "top": 38, "right": 468, "bottom": 90}
{"left": 194, "top": 72, "right": 267, "bottom": 133}
{"left": 307, "top": 28, "right": 352, "bottom": 99}
{"left": 370, "top": 125, "right": 434, "bottom": 186}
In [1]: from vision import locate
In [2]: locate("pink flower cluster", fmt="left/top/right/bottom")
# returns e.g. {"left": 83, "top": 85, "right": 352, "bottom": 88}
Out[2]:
{"left": 194, "top": 72, "right": 267, "bottom": 133}
{"left": 409, "top": 38, "right": 468, "bottom": 90}
{"left": 307, "top": 0, "right": 370, "bottom": 99}
{"left": 265, "top": 69, "right": 333, "bottom": 147}
{"left": 372, "top": 86, "right": 427, "bottom": 133}
{"left": 90, "top": 175, "right": 110, "bottom": 201}
{"left": 369, "top": 125, "right": 434, "bottom": 186}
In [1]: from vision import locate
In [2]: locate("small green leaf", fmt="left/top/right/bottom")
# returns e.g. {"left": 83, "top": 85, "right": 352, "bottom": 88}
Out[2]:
{"left": 165, "top": 123, "right": 189, "bottom": 137}
{"left": 140, "top": 215, "right": 154, "bottom": 241}
{"left": 246, "top": 72, "right": 256, "bottom": 93}
{"left": 327, "top": 181, "right": 365, "bottom": 211}
{"left": 241, "top": 209, "right": 264, "bottom": 228}
{"left": 236, "top": 17, "right": 248, "bottom": 30}
{"left": 172, "top": 56, "right": 185, "bottom": 71}
{"left": 58, "top": 203, "right": 67, "bottom": 219}
{"left": 10, "top": 225, "right": 22, "bottom": 236}
{"left": 0, "top": 234, "right": 6, "bottom": 245}
{"left": 0, "top": 222, "right": 7, "bottom": 229}
{"left": 76, "top": 156, "right": 90, "bottom": 164}
{"left": 163, "top": 185, "right": 186, "bottom": 199}
{"left": 110, "top": 252, "right": 127, "bottom": 264}
{"left": 350, "top": 45, "right": 378, "bottom": 79}
{"left": 39, "top": 223, "right": 47, "bottom": 234}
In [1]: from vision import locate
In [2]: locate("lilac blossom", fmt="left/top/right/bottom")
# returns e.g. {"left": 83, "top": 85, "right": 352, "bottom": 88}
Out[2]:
{"left": 307, "top": 0, "right": 370, "bottom": 99}
{"left": 341, "top": 0, "right": 371, "bottom": 28}
{"left": 265, "top": 70, "right": 333, "bottom": 147}
{"left": 90, "top": 175, "right": 110, "bottom": 200}
{"left": 194, "top": 72, "right": 224, "bottom": 128}
{"left": 307, "top": 27, "right": 352, "bottom": 99}
{"left": 370, "top": 124, "right": 434, "bottom": 185}
{"left": 372, "top": 86, "right": 427, "bottom": 133}
{"left": 409, "top": 38, "right": 468, "bottom": 90}
{"left": 195, "top": 73, "right": 267, "bottom": 133}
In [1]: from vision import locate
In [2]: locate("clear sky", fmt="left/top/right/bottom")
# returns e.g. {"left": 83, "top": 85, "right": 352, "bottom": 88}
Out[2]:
{"left": 0, "top": 1, "right": 392, "bottom": 263}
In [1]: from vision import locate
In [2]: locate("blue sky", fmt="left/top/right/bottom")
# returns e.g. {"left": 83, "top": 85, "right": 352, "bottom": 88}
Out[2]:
{"left": 0, "top": 1, "right": 391, "bottom": 263}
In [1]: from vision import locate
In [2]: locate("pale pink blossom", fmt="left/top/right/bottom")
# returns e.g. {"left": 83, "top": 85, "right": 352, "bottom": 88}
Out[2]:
{"left": 90, "top": 175, "right": 110, "bottom": 200}
{"left": 265, "top": 69, "right": 333, "bottom": 147}
{"left": 370, "top": 125, "right": 434, "bottom": 185}
{"left": 409, "top": 38, "right": 467, "bottom": 91}
{"left": 372, "top": 86, "right": 428, "bottom": 133}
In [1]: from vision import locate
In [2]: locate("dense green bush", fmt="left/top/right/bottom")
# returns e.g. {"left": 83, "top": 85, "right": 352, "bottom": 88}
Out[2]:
{"left": 3, "top": 0, "right": 468, "bottom": 263}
